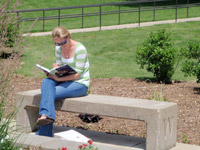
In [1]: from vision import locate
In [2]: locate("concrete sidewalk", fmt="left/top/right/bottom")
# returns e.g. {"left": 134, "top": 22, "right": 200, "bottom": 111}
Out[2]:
{"left": 23, "top": 17, "right": 200, "bottom": 37}
{"left": 16, "top": 126, "right": 200, "bottom": 150}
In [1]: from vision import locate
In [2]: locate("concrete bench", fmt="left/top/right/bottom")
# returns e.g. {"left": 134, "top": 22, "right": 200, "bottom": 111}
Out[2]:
{"left": 16, "top": 89, "right": 177, "bottom": 150}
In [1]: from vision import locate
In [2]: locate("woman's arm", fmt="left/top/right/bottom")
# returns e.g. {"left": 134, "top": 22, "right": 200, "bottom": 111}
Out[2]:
{"left": 47, "top": 73, "right": 80, "bottom": 82}
{"left": 50, "top": 43, "right": 88, "bottom": 82}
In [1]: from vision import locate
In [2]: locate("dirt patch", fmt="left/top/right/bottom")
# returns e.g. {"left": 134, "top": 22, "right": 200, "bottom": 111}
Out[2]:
{"left": 11, "top": 75, "right": 200, "bottom": 145}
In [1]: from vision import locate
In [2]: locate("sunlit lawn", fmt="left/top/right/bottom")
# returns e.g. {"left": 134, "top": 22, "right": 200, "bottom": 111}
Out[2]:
{"left": 16, "top": 20, "right": 199, "bottom": 81}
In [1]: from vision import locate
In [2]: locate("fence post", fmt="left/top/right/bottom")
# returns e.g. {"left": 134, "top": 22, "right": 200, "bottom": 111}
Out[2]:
{"left": 99, "top": 6, "right": 102, "bottom": 30}
{"left": 82, "top": 7, "right": 84, "bottom": 28}
{"left": 138, "top": 2, "right": 140, "bottom": 26}
{"left": 17, "top": 12, "right": 19, "bottom": 29}
{"left": 118, "top": 5, "right": 121, "bottom": 25}
{"left": 187, "top": 0, "right": 189, "bottom": 18}
{"left": 43, "top": 10, "right": 45, "bottom": 32}
{"left": 175, "top": 0, "right": 178, "bottom": 23}
{"left": 58, "top": 9, "right": 60, "bottom": 26}
{"left": 153, "top": 0, "right": 156, "bottom": 21}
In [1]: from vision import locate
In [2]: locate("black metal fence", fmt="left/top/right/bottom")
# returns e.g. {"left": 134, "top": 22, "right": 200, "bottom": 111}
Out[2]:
{"left": 7, "top": 0, "right": 200, "bottom": 32}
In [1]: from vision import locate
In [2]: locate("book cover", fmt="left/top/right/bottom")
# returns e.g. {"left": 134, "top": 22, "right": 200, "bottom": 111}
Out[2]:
{"left": 36, "top": 64, "right": 76, "bottom": 77}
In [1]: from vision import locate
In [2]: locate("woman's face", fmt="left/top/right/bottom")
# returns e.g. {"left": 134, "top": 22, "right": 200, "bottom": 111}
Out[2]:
{"left": 55, "top": 37, "right": 68, "bottom": 47}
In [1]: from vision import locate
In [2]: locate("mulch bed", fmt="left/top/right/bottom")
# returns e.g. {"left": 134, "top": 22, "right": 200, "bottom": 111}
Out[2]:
{"left": 11, "top": 75, "right": 200, "bottom": 146}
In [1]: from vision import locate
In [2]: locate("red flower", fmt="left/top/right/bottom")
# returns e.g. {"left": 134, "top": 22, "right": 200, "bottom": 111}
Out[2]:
{"left": 61, "top": 147, "right": 67, "bottom": 150}
{"left": 83, "top": 144, "right": 88, "bottom": 147}
{"left": 79, "top": 145, "right": 84, "bottom": 149}
{"left": 88, "top": 140, "right": 93, "bottom": 145}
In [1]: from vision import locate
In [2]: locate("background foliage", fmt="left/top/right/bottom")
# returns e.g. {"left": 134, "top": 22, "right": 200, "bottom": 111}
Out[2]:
{"left": 135, "top": 29, "right": 177, "bottom": 83}
{"left": 181, "top": 41, "right": 200, "bottom": 83}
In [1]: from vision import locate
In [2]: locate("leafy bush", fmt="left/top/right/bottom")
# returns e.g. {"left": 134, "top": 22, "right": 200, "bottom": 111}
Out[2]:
{"left": 0, "top": 21, "right": 19, "bottom": 48}
{"left": 136, "top": 29, "right": 177, "bottom": 83}
{"left": 181, "top": 41, "right": 200, "bottom": 83}
{"left": 0, "top": 0, "right": 20, "bottom": 49}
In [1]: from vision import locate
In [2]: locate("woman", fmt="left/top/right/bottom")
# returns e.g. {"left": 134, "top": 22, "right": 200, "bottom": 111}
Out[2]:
{"left": 36, "top": 26, "right": 90, "bottom": 137}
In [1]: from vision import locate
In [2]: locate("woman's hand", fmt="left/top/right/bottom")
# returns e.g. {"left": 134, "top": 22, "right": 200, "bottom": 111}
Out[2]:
{"left": 47, "top": 74, "right": 60, "bottom": 82}
{"left": 47, "top": 73, "right": 80, "bottom": 82}
{"left": 53, "top": 63, "right": 60, "bottom": 68}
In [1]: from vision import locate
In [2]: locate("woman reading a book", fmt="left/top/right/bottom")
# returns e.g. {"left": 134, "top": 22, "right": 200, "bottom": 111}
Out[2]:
{"left": 36, "top": 26, "right": 90, "bottom": 137}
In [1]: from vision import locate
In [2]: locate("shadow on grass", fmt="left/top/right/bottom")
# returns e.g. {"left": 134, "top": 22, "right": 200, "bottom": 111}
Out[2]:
{"left": 193, "top": 87, "right": 200, "bottom": 95}
{"left": 135, "top": 77, "right": 157, "bottom": 83}
{"left": 136, "top": 77, "right": 176, "bottom": 84}
{"left": 0, "top": 52, "right": 25, "bottom": 59}
{"left": 0, "top": 52, "right": 13, "bottom": 59}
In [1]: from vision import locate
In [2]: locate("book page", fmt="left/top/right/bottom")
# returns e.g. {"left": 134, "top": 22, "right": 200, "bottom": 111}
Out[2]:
{"left": 36, "top": 64, "right": 76, "bottom": 77}
{"left": 35, "top": 64, "right": 50, "bottom": 73}
{"left": 54, "top": 130, "right": 90, "bottom": 143}
{"left": 49, "top": 64, "right": 76, "bottom": 77}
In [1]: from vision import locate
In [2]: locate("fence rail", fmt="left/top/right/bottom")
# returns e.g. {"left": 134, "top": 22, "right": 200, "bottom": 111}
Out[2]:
{"left": 7, "top": 0, "right": 200, "bottom": 32}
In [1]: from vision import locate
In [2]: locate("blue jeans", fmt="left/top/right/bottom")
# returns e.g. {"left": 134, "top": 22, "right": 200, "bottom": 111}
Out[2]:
{"left": 36, "top": 78, "right": 88, "bottom": 137}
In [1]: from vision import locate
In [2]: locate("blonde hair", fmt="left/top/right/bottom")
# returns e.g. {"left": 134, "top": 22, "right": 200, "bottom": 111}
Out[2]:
{"left": 52, "top": 26, "right": 70, "bottom": 40}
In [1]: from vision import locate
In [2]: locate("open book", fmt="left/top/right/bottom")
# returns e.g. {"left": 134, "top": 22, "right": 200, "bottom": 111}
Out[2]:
{"left": 36, "top": 64, "right": 76, "bottom": 77}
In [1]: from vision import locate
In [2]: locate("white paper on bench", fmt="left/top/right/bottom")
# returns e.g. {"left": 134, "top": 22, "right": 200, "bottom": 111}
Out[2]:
{"left": 54, "top": 129, "right": 91, "bottom": 143}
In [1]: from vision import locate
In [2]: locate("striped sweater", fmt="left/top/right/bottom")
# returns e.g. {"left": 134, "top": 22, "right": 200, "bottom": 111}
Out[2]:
{"left": 55, "top": 42, "right": 90, "bottom": 87}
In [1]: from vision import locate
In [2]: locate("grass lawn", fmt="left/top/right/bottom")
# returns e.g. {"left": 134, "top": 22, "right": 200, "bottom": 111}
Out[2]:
{"left": 16, "top": 20, "right": 199, "bottom": 81}
{"left": 8, "top": 0, "right": 200, "bottom": 32}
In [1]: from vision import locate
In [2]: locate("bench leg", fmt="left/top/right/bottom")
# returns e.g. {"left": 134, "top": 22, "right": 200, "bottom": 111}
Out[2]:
{"left": 146, "top": 108, "right": 177, "bottom": 150}
{"left": 16, "top": 105, "right": 39, "bottom": 132}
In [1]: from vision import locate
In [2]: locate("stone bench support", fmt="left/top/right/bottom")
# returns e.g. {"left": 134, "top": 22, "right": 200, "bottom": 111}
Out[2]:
{"left": 16, "top": 89, "right": 177, "bottom": 150}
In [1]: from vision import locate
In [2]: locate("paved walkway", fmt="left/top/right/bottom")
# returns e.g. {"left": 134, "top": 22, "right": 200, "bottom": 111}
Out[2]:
{"left": 15, "top": 126, "right": 200, "bottom": 150}
{"left": 23, "top": 17, "right": 200, "bottom": 37}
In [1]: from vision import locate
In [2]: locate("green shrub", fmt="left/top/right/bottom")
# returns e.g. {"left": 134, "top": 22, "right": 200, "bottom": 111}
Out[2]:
{"left": 135, "top": 29, "right": 177, "bottom": 83}
{"left": 0, "top": 0, "right": 20, "bottom": 49}
{"left": 0, "top": 18, "right": 19, "bottom": 48}
{"left": 7, "top": 22, "right": 19, "bottom": 47}
{"left": 181, "top": 41, "right": 200, "bottom": 83}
